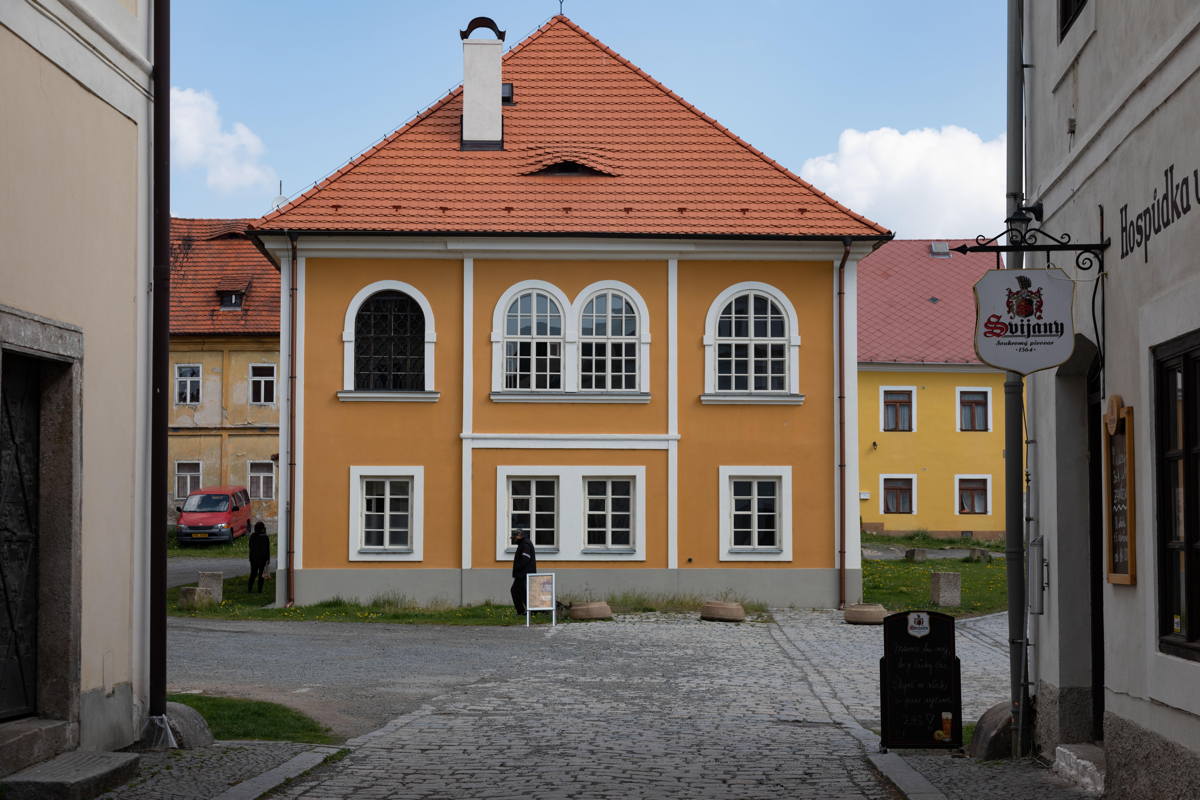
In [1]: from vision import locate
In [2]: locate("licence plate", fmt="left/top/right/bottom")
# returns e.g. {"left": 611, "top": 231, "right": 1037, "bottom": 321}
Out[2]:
{"left": 192, "top": 533, "right": 208, "bottom": 538}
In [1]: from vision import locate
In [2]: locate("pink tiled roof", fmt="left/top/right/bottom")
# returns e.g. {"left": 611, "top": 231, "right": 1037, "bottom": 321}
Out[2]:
{"left": 252, "top": 15, "right": 890, "bottom": 241}
{"left": 171, "top": 218, "right": 279, "bottom": 336}
{"left": 858, "top": 239, "right": 997, "bottom": 365}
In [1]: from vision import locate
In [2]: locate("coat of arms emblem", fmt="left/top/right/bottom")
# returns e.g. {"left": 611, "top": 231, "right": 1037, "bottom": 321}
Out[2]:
{"left": 1006, "top": 275, "right": 1043, "bottom": 320}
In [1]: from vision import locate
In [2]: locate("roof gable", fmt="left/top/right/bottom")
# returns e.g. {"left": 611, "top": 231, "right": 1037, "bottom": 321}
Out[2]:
{"left": 254, "top": 15, "right": 888, "bottom": 240}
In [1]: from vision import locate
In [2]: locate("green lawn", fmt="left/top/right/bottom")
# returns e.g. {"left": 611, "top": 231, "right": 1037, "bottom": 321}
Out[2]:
{"left": 167, "top": 528, "right": 279, "bottom": 559}
{"left": 861, "top": 530, "right": 1005, "bottom": 552}
{"left": 863, "top": 558, "right": 1007, "bottom": 617}
{"left": 167, "top": 693, "right": 336, "bottom": 743}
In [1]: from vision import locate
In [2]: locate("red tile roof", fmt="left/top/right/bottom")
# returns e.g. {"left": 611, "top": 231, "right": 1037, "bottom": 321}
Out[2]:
{"left": 858, "top": 239, "right": 998, "bottom": 365}
{"left": 253, "top": 15, "right": 889, "bottom": 240}
{"left": 171, "top": 218, "right": 279, "bottom": 336}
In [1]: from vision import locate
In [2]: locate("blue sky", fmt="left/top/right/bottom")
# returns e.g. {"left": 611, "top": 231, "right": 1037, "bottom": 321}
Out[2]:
{"left": 171, "top": 1, "right": 1007, "bottom": 237}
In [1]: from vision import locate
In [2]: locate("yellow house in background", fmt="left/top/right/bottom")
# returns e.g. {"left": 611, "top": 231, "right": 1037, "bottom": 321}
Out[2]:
{"left": 858, "top": 240, "right": 1006, "bottom": 541}
{"left": 249, "top": 15, "right": 892, "bottom": 608}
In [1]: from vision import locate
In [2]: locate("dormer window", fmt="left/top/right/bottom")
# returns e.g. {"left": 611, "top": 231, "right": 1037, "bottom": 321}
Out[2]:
{"left": 531, "top": 161, "right": 609, "bottom": 176}
{"left": 218, "top": 290, "right": 245, "bottom": 309}
{"left": 216, "top": 278, "right": 250, "bottom": 310}
{"left": 501, "top": 82, "right": 515, "bottom": 105}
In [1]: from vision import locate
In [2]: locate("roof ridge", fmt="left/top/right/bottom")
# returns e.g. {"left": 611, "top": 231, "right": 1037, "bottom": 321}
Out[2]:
{"left": 550, "top": 16, "right": 889, "bottom": 236}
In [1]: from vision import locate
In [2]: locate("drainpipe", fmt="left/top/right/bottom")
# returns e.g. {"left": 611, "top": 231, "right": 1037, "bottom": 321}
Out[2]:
{"left": 285, "top": 232, "right": 298, "bottom": 607}
{"left": 148, "top": 0, "right": 170, "bottom": 724}
{"left": 837, "top": 238, "right": 851, "bottom": 609}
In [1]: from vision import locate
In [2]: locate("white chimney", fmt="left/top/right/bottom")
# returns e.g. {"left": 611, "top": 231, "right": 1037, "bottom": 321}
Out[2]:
{"left": 460, "top": 17, "right": 506, "bottom": 149}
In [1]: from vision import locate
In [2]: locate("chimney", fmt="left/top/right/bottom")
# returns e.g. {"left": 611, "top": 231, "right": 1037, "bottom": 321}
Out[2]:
{"left": 460, "top": 17, "right": 506, "bottom": 150}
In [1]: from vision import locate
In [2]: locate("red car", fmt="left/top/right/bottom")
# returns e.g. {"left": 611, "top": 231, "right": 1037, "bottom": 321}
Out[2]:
{"left": 175, "top": 486, "right": 253, "bottom": 545}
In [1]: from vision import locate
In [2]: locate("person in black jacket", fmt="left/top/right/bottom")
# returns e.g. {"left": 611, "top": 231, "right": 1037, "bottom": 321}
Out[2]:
{"left": 510, "top": 528, "right": 537, "bottom": 614}
{"left": 247, "top": 521, "right": 270, "bottom": 593}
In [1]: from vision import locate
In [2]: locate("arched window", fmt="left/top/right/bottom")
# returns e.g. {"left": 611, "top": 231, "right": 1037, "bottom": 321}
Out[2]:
{"left": 354, "top": 291, "right": 424, "bottom": 391}
{"left": 340, "top": 280, "right": 436, "bottom": 399}
{"left": 504, "top": 290, "right": 564, "bottom": 390}
{"left": 579, "top": 291, "right": 638, "bottom": 390}
{"left": 703, "top": 282, "right": 802, "bottom": 402}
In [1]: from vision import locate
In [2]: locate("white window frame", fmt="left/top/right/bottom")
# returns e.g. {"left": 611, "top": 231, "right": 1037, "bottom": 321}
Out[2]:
{"left": 506, "top": 475, "right": 560, "bottom": 549}
{"left": 955, "top": 386, "right": 993, "bottom": 432}
{"left": 718, "top": 465, "right": 793, "bottom": 561}
{"left": 880, "top": 385, "right": 917, "bottom": 432}
{"left": 489, "top": 280, "right": 652, "bottom": 400}
{"left": 347, "top": 465, "right": 425, "bottom": 561}
{"left": 702, "top": 282, "right": 803, "bottom": 404}
{"left": 247, "top": 460, "right": 275, "bottom": 500}
{"left": 174, "top": 363, "right": 202, "bottom": 405}
{"left": 340, "top": 281, "right": 437, "bottom": 397}
{"left": 879, "top": 473, "right": 918, "bottom": 515}
{"left": 582, "top": 476, "right": 637, "bottom": 551}
{"left": 249, "top": 363, "right": 277, "bottom": 405}
{"left": 495, "top": 465, "right": 647, "bottom": 561}
{"left": 954, "top": 474, "right": 992, "bottom": 516}
{"left": 174, "top": 460, "right": 202, "bottom": 499}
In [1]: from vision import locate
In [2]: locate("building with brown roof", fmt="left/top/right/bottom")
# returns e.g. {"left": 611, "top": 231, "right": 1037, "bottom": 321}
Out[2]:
{"left": 857, "top": 240, "right": 1006, "bottom": 542}
{"left": 250, "top": 15, "right": 891, "bottom": 608}
{"left": 169, "top": 218, "right": 281, "bottom": 534}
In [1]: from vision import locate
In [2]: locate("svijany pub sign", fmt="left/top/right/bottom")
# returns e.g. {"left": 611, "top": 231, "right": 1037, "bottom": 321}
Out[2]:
{"left": 973, "top": 268, "right": 1076, "bottom": 375}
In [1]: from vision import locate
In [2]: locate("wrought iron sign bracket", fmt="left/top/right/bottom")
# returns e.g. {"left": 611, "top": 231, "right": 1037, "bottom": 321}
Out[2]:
{"left": 952, "top": 227, "right": 1111, "bottom": 272}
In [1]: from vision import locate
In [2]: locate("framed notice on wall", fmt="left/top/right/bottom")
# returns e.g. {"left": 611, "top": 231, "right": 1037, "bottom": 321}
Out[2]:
{"left": 1104, "top": 396, "right": 1136, "bottom": 584}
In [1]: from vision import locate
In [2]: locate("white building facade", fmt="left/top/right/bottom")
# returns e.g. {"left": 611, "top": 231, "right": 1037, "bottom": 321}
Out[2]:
{"left": 1024, "top": 1, "right": 1200, "bottom": 795}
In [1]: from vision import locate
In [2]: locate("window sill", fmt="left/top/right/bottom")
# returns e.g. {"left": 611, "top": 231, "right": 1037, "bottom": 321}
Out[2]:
{"left": 357, "top": 548, "right": 414, "bottom": 555}
{"left": 1159, "top": 636, "right": 1200, "bottom": 663}
{"left": 504, "top": 546, "right": 560, "bottom": 554}
{"left": 337, "top": 391, "right": 440, "bottom": 403}
{"left": 490, "top": 392, "right": 650, "bottom": 404}
{"left": 580, "top": 548, "right": 637, "bottom": 555}
{"left": 700, "top": 393, "right": 805, "bottom": 405}
{"left": 728, "top": 547, "right": 783, "bottom": 555}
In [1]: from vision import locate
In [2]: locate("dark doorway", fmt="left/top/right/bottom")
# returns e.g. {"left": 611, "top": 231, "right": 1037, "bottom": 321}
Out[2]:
{"left": 1086, "top": 362, "right": 1105, "bottom": 741}
{"left": 1, "top": 353, "right": 42, "bottom": 721}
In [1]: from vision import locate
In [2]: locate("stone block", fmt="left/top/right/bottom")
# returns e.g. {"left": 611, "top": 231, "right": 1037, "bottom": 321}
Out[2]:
{"left": 178, "top": 586, "right": 215, "bottom": 610}
{"left": 165, "top": 701, "right": 214, "bottom": 749}
{"left": 197, "top": 572, "right": 224, "bottom": 603}
{"left": 843, "top": 603, "right": 887, "bottom": 625}
{"left": 930, "top": 572, "right": 961, "bottom": 606}
{"left": 904, "top": 548, "right": 927, "bottom": 562}
{"left": 966, "top": 548, "right": 993, "bottom": 563}
{"left": 1053, "top": 743, "right": 1105, "bottom": 794}
{"left": 568, "top": 601, "right": 613, "bottom": 620}
{"left": 968, "top": 701, "right": 1013, "bottom": 760}
{"left": 0, "top": 750, "right": 139, "bottom": 800}
{"left": 700, "top": 601, "right": 745, "bottom": 622}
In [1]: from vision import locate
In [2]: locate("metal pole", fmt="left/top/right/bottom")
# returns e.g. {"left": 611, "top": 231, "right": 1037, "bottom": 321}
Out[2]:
{"left": 1005, "top": 0, "right": 1032, "bottom": 757}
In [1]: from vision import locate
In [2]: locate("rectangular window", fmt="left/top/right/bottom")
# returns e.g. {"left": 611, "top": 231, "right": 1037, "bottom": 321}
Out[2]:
{"left": 504, "top": 341, "right": 562, "bottom": 390}
{"left": 175, "top": 461, "right": 201, "bottom": 499}
{"left": 1155, "top": 331, "right": 1200, "bottom": 660}
{"left": 730, "top": 478, "right": 779, "bottom": 549}
{"left": 360, "top": 477, "right": 411, "bottom": 550}
{"left": 175, "top": 364, "right": 201, "bottom": 405}
{"left": 508, "top": 477, "right": 558, "bottom": 548}
{"left": 580, "top": 341, "right": 638, "bottom": 390}
{"left": 883, "top": 390, "right": 913, "bottom": 432}
{"left": 958, "top": 478, "right": 988, "bottom": 514}
{"left": 250, "top": 364, "right": 276, "bottom": 404}
{"left": 959, "top": 390, "right": 989, "bottom": 431}
{"left": 884, "top": 478, "right": 913, "bottom": 514}
{"left": 584, "top": 478, "right": 634, "bottom": 548}
{"left": 248, "top": 461, "right": 275, "bottom": 500}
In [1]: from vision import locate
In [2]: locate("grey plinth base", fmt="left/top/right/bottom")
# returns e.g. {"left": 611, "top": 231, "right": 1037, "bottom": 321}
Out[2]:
{"left": 0, "top": 750, "right": 140, "bottom": 800}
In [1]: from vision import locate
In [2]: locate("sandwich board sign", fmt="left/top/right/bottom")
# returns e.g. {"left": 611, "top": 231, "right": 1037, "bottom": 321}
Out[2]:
{"left": 880, "top": 610, "right": 962, "bottom": 749}
{"left": 974, "top": 268, "right": 1075, "bottom": 375}
{"left": 526, "top": 573, "right": 556, "bottom": 627}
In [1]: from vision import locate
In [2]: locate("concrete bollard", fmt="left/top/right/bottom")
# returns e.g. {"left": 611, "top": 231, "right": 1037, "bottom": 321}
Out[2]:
{"left": 700, "top": 601, "right": 746, "bottom": 622}
{"left": 904, "top": 548, "right": 927, "bottom": 562}
{"left": 843, "top": 603, "right": 887, "bottom": 625}
{"left": 568, "top": 601, "right": 613, "bottom": 620}
{"left": 931, "top": 572, "right": 962, "bottom": 607}
{"left": 179, "top": 586, "right": 215, "bottom": 609}
{"left": 197, "top": 572, "right": 224, "bottom": 603}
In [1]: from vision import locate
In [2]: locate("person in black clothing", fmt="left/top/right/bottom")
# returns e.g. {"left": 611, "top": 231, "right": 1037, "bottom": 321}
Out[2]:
{"left": 510, "top": 528, "right": 537, "bottom": 614}
{"left": 247, "top": 521, "right": 270, "bottom": 593}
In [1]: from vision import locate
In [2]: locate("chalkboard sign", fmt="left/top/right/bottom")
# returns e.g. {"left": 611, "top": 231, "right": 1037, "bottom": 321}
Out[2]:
{"left": 880, "top": 611, "right": 962, "bottom": 749}
{"left": 1104, "top": 396, "right": 1136, "bottom": 584}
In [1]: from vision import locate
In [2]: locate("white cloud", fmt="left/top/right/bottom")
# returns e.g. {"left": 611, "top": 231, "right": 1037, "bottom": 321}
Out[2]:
{"left": 171, "top": 87, "right": 276, "bottom": 193}
{"left": 800, "top": 126, "right": 1006, "bottom": 239}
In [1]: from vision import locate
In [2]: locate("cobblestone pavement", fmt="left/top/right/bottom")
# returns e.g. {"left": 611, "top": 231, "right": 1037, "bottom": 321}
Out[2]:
{"left": 98, "top": 741, "right": 310, "bottom": 800}
{"left": 274, "top": 614, "right": 899, "bottom": 800}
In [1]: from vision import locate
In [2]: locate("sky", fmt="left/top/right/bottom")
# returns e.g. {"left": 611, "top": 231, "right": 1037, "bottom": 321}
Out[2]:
{"left": 171, "top": 1, "right": 1007, "bottom": 239}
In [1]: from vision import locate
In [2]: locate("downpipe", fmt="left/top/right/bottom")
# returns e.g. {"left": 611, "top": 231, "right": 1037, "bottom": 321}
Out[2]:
{"left": 285, "top": 233, "right": 298, "bottom": 607}
{"left": 837, "top": 238, "right": 851, "bottom": 609}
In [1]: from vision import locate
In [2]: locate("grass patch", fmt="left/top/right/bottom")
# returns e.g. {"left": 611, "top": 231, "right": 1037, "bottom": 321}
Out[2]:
{"left": 166, "top": 693, "right": 335, "bottom": 743}
{"left": 861, "top": 530, "right": 1004, "bottom": 552}
{"left": 863, "top": 558, "right": 1007, "bottom": 617}
{"left": 167, "top": 527, "right": 279, "bottom": 559}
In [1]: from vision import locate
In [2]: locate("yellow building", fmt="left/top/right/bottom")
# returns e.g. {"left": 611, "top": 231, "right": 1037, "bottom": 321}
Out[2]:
{"left": 251, "top": 16, "right": 891, "bottom": 607}
{"left": 858, "top": 240, "right": 1006, "bottom": 540}
{"left": 169, "top": 219, "right": 280, "bottom": 531}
